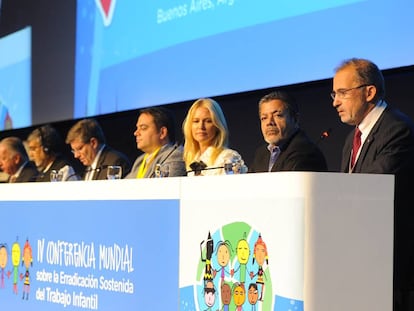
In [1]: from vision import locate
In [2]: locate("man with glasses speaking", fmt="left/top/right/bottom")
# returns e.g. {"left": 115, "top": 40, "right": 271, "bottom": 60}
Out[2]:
{"left": 66, "top": 118, "right": 131, "bottom": 180}
{"left": 332, "top": 58, "right": 414, "bottom": 311}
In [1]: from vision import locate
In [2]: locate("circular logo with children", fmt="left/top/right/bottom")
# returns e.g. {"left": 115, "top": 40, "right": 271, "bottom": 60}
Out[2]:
{"left": 196, "top": 222, "right": 272, "bottom": 311}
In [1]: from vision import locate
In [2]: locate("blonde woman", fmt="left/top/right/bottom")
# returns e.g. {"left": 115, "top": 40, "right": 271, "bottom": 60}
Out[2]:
{"left": 182, "top": 98, "right": 247, "bottom": 176}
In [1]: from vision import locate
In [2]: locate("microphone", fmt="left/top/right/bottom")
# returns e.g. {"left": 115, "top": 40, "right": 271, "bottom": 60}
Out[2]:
{"left": 187, "top": 161, "right": 224, "bottom": 175}
{"left": 317, "top": 128, "right": 332, "bottom": 145}
{"left": 189, "top": 161, "right": 207, "bottom": 176}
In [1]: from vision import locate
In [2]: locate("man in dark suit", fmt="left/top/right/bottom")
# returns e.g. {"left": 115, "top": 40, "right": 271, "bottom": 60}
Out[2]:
{"left": 0, "top": 136, "right": 38, "bottom": 182}
{"left": 125, "top": 107, "right": 186, "bottom": 178}
{"left": 250, "top": 90, "right": 327, "bottom": 173}
{"left": 65, "top": 118, "right": 131, "bottom": 180}
{"left": 27, "top": 125, "right": 80, "bottom": 181}
{"left": 332, "top": 58, "right": 414, "bottom": 311}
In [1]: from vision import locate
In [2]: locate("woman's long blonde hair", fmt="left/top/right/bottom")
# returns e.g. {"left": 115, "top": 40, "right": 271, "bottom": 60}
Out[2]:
{"left": 182, "top": 98, "right": 229, "bottom": 168}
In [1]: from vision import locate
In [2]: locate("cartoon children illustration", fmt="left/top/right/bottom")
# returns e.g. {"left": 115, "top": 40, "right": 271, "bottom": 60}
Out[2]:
{"left": 247, "top": 283, "right": 259, "bottom": 311}
{"left": 0, "top": 243, "right": 8, "bottom": 288}
{"left": 233, "top": 282, "right": 246, "bottom": 311}
{"left": 220, "top": 282, "right": 231, "bottom": 311}
{"left": 250, "top": 234, "right": 268, "bottom": 301}
{"left": 213, "top": 240, "right": 232, "bottom": 287}
{"left": 21, "top": 239, "right": 33, "bottom": 300}
{"left": 232, "top": 232, "right": 250, "bottom": 285}
{"left": 200, "top": 232, "right": 214, "bottom": 282}
{"left": 203, "top": 280, "right": 217, "bottom": 311}
{"left": 10, "top": 239, "right": 21, "bottom": 294}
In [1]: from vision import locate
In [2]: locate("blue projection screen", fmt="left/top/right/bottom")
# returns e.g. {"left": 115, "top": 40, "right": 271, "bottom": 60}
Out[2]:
{"left": 75, "top": 0, "right": 414, "bottom": 117}
{"left": 0, "top": 27, "right": 31, "bottom": 130}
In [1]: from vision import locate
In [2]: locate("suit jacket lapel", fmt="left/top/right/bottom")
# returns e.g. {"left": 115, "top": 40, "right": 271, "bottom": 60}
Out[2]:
{"left": 270, "top": 130, "right": 299, "bottom": 172}
{"left": 94, "top": 146, "right": 107, "bottom": 179}
{"left": 271, "top": 149, "right": 283, "bottom": 172}
{"left": 260, "top": 147, "right": 271, "bottom": 172}
{"left": 351, "top": 110, "right": 384, "bottom": 173}
{"left": 354, "top": 132, "right": 375, "bottom": 173}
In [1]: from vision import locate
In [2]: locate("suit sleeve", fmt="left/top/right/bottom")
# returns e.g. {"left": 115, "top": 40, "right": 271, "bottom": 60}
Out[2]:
{"left": 359, "top": 123, "right": 414, "bottom": 174}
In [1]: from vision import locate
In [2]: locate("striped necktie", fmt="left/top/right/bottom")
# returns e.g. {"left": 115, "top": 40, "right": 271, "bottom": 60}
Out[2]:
{"left": 268, "top": 146, "right": 281, "bottom": 172}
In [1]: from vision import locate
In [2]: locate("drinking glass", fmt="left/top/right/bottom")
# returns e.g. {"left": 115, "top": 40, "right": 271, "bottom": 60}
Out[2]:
{"left": 154, "top": 164, "right": 162, "bottom": 178}
{"left": 155, "top": 163, "right": 170, "bottom": 178}
{"left": 50, "top": 170, "right": 63, "bottom": 182}
{"left": 107, "top": 165, "right": 122, "bottom": 180}
{"left": 224, "top": 160, "right": 234, "bottom": 175}
{"left": 160, "top": 164, "right": 169, "bottom": 177}
{"left": 224, "top": 154, "right": 247, "bottom": 174}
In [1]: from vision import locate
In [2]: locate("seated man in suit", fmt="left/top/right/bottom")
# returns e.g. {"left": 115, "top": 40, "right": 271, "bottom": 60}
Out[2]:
{"left": 65, "top": 118, "right": 131, "bottom": 180}
{"left": 125, "top": 107, "right": 186, "bottom": 178}
{"left": 26, "top": 124, "right": 80, "bottom": 181}
{"left": 250, "top": 90, "right": 327, "bottom": 173}
{"left": 0, "top": 136, "right": 38, "bottom": 182}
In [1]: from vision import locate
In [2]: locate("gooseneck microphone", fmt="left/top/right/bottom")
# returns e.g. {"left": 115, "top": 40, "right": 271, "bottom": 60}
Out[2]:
{"left": 317, "top": 128, "right": 332, "bottom": 145}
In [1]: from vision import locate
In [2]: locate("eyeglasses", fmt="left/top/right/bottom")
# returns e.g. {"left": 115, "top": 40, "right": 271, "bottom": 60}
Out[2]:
{"left": 330, "top": 84, "right": 370, "bottom": 100}
{"left": 71, "top": 142, "right": 88, "bottom": 155}
{"left": 27, "top": 144, "right": 42, "bottom": 152}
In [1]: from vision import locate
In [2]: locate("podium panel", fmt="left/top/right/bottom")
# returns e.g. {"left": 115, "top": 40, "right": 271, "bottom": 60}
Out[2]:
{"left": 0, "top": 172, "right": 394, "bottom": 311}
{"left": 304, "top": 173, "right": 394, "bottom": 311}
{"left": 0, "top": 179, "right": 181, "bottom": 310}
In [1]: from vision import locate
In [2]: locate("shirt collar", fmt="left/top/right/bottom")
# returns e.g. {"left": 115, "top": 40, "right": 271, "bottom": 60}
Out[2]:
{"left": 90, "top": 144, "right": 105, "bottom": 169}
{"left": 267, "top": 144, "right": 280, "bottom": 153}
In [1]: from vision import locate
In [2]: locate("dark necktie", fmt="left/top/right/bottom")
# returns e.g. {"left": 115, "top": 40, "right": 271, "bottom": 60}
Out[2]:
{"left": 268, "top": 146, "right": 280, "bottom": 172}
{"left": 351, "top": 127, "right": 362, "bottom": 168}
